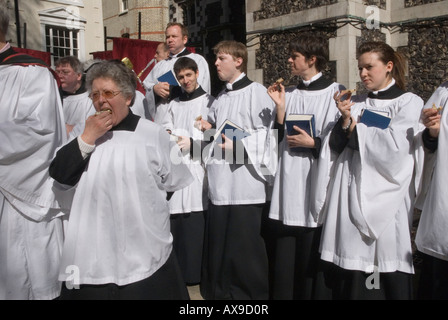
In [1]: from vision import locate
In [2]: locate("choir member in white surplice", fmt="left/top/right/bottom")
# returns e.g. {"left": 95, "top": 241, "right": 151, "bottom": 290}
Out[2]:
{"left": 313, "top": 42, "right": 425, "bottom": 299}
{"left": 143, "top": 22, "right": 210, "bottom": 123}
{"left": 50, "top": 60, "right": 194, "bottom": 300}
{"left": 55, "top": 56, "right": 95, "bottom": 134}
{"left": 265, "top": 34, "right": 344, "bottom": 300}
{"left": 159, "top": 57, "right": 215, "bottom": 285}
{"left": 0, "top": 4, "right": 68, "bottom": 299}
{"left": 198, "top": 41, "right": 275, "bottom": 300}
{"left": 415, "top": 81, "right": 448, "bottom": 299}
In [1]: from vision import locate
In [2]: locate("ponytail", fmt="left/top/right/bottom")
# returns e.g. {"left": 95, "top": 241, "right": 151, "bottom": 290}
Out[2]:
{"left": 392, "top": 51, "right": 407, "bottom": 91}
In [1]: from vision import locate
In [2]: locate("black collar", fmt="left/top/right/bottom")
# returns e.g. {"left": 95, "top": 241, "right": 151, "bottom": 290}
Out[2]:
{"left": 62, "top": 80, "right": 87, "bottom": 97}
{"left": 367, "top": 84, "right": 405, "bottom": 100}
{"left": 297, "top": 76, "right": 334, "bottom": 91}
{"left": 0, "top": 47, "right": 47, "bottom": 66}
{"left": 111, "top": 110, "right": 140, "bottom": 132}
{"left": 168, "top": 48, "right": 191, "bottom": 60}
{"left": 179, "top": 86, "right": 206, "bottom": 101}
{"left": 225, "top": 75, "right": 253, "bottom": 92}
{"left": 0, "top": 47, "right": 16, "bottom": 63}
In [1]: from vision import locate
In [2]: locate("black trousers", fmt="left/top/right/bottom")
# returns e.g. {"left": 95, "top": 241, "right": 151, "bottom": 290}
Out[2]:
{"left": 417, "top": 251, "right": 448, "bottom": 300}
{"left": 264, "top": 220, "right": 331, "bottom": 300}
{"left": 322, "top": 261, "right": 414, "bottom": 300}
{"left": 59, "top": 251, "right": 189, "bottom": 300}
{"left": 200, "top": 202, "right": 269, "bottom": 300}
{"left": 170, "top": 211, "right": 205, "bottom": 285}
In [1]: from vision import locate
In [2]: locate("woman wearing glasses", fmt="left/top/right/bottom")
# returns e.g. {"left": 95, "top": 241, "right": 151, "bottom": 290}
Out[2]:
{"left": 50, "top": 60, "right": 194, "bottom": 300}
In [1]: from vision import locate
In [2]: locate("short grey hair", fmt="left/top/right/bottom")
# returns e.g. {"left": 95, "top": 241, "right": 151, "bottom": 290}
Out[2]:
{"left": 55, "top": 56, "right": 84, "bottom": 74}
{"left": 0, "top": 0, "right": 10, "bottom": 36}
{"left": 86, "top": 60, "right": 137, "bottom": 106}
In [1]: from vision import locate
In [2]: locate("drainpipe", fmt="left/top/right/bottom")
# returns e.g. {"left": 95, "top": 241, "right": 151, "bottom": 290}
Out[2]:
{"left": 14, "top": 0, "right": 21, "bottom": 48}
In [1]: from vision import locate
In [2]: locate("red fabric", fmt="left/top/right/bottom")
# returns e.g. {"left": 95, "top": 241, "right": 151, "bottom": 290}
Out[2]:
{"left": 12, "top": 47, "right": 51, "bottom": 66}
{"left": 112, "top": 38, "right": 159, "bottom": 93}
{"left": 92, "top": 51, "right": 114, "bottom": 61}
{"left": 91, "top": 38, "right": 198, "bottom": 93}
{"left": 112, "top": 38, "right": 158, "bottom": 81}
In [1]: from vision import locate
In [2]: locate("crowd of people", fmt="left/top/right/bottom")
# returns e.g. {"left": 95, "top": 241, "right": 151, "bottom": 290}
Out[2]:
{"left": 1, "top": 1, "right": 447, "bottom": 300}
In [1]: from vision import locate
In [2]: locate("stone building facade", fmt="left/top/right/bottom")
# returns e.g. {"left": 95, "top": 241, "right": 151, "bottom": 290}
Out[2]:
{"left": 4, "top": 0, "right": 104, "bottom": 66}
{"left": 171, "top": 0, "right": 246, "bottom": 95}
{"left": 102, "top": 0, "right": 171, "bottom": 50}
{"left": 247, "top": 0, "right": 448, "bottom": 102}
{"left": 101, "top": 0, "right": 447, "bottom": 100}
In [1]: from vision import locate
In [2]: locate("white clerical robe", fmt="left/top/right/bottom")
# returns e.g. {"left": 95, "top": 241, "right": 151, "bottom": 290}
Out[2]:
{"left": 268, "top": 83, "right": 343, "bottom": 227}
{"left": 161, "top": 91, "right": 215, "bottom": 214}
{"left": 58, "top": 120, "right": 193, "bottom": 286}
{"left": 205, "top": 82, "right": 275, "bottom": 205}
{"left": 131, "top": 90, "right": 153, "bottom": 121}
{"left": 315, "top": 90, "right": 424, "bottom": 274}
{"left": 0, "top": 64, "right": 68, "bottom": 300}
{"left": 143, "top": 52, "right": 211, "bottom": 123}
{"left": 63, "top": 92, "right": 95, "bottom": 127}
{"left": 415, "top": 81, "right": 448, "bottom": 261}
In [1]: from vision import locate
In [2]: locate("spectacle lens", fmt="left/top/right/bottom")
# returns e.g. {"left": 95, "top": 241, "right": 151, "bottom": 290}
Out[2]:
{"left": 90, "top": 90, "right": 121, "bottom": 101}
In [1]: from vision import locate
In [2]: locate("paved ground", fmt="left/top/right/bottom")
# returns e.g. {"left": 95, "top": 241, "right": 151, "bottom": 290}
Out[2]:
{"left": 188, "top": 285, "right": 203, "bottom": 300}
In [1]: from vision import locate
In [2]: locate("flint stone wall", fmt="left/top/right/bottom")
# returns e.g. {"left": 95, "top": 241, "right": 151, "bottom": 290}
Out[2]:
{"left": 256, "top": 29, "right": 337, "bottom": 88}
{"left": 254, "top": 0, "right": 338, "bottom": 21}
{"left": 405, "top": 0, "right": 445, "bottom": 7}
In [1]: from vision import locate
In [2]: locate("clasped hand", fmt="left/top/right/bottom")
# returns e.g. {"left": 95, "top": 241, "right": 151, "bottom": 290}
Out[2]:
{"left": 421, "top": 108, "right": 441, "bottom": 138}
{"left": 81, "top": 111, "right": 113, "bottom": 145}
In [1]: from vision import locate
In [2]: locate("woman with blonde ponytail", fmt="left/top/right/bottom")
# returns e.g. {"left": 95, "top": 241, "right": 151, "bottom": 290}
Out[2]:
{"left": 312, "top": 41, "right": 425, "bottom": 299}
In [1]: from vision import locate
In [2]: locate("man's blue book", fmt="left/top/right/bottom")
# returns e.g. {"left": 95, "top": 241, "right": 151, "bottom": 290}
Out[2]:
{"left": 360, "top": 109, "right": 391, "bottom": 129}
{"left": 157, "top": 69, "right": 180, "bottom": 86}
{"left": 285, "top": 114, "right": 316, "bottom": 153}
{"left": 214, "top": 119, "right": 250, "bottom": 144}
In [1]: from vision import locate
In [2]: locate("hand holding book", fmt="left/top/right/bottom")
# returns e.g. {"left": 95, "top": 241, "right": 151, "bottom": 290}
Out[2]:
{"left": 217, "top": 133, "right": 234, "bottom": 151}
{"left": 286, "top": 126, "right": 316, "bottom": 151}
{"left": 285, "top": 114, "right": 316, "bottom": 153}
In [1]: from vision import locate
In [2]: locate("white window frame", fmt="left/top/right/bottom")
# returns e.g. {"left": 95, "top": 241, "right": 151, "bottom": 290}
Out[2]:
{"left": 38, "top": 7, "right": 86, "bottom": 66}
{"left": 44, "top": 0, "right": 84, "bottom": 7}
{"left": 45, "top": 25, "right": 80, "bottom": 64}
{"left": 121, "top": 0, "right": 129, "bottom": 14}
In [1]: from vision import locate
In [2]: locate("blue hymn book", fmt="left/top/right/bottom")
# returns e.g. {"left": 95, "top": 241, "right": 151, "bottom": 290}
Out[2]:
{"left": 285, "top": 114, "right": 316, "bottom": 153}
{"left": 213, "top": 119, "right": 251, "bottom": 144}
{"left": 359, "top": 109, "right": 391, "bottom": 129}
{"left": 157, "top": 70, "right": 180, "bottom": 86}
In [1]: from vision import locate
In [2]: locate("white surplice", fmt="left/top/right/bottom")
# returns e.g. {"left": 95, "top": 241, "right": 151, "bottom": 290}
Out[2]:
{"left": 58, "top": 120, "right": 193, "bottom": 286}
{"left": 268, "top": 82, "right": 343, "bottom": 227}
{"left": 205, "top": 82, "right": 275, "bottom": 205}
{"left": 131, "top": 90, "right": 153, "bottom": 121}
{"left": 62, "top": 92, "right": 95, "bottom": 127}
{"left": 415, "top": 81, "right": 448, "bottom": 261}
{"left": 143, "top": 51, "right": 211, "bottom": 123}
{"left": 0, "top": 64, "right": 68, "bottom": 300}
{"left": 161, "top": 91, "right": 215, "bottom": 214}
{"left": 315, "top": 89, "right": 424, "bottom": 273}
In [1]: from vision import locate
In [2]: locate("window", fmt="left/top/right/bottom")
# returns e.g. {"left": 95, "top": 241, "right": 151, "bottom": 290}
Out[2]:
{"left": 121, "top": 0, "right": 129, "bottom": 13}
{"left": 39, "top": 7, "right": 86, "bottom": 65}
{"left": 45, "top": 25, "right": 79, "bottom": 64}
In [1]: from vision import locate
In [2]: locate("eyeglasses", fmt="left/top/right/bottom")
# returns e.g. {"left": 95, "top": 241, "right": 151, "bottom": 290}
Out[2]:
{"left": 89, "top": 90, "right": 121, "bottom": 102}
{"left": 56, "top": 70, "right": 75, "bottom": 77}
